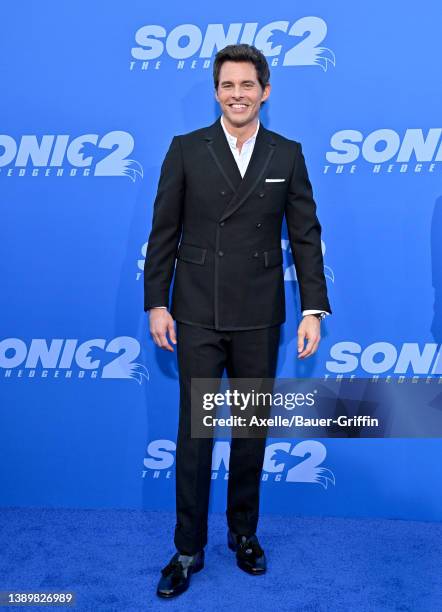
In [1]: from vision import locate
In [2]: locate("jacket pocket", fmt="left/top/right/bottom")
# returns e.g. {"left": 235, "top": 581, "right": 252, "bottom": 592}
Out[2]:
{"left": 263, "top": 247, "right": 283, "bottom": 268}
{"left": 177, "top": 243, "right": 207, "bottom": 265}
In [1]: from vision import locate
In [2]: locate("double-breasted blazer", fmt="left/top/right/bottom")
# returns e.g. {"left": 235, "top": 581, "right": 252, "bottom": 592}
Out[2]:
{"left": 143, "top": 116, "right": 331, "bottom": 330}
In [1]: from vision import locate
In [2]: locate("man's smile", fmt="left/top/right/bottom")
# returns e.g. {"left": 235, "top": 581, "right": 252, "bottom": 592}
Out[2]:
{"left": 228, "top": 103, "right": 250, "bottom": 113}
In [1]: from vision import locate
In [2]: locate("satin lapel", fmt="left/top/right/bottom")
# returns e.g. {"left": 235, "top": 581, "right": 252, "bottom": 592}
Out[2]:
{"left": 203, "top": 119, "right": 243, "bottom": 192}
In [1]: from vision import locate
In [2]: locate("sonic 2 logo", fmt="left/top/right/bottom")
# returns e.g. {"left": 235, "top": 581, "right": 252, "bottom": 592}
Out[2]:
{"left": 324, "top": 128, "right": 442, "bottom": 174}
{"left": 327, "top": 341, "right": 442, "bottom": 375}
{"left": 0, "top": 337, "right": 149, "bottom": 382}
{"left": 0, "top": 131, "right": 143, "bottom": 181}
{"left": 143, "top": 438, "right": 335, "bottom": 489}
{"left": 131, "top": 17, "right": 335, "bottom": 71}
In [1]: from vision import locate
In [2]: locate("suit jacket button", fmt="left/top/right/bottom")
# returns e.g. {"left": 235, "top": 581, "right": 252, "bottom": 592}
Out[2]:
{"left": 218, "top": 250, "right": 224, "bottom": 256}
{"left": 256, "top": 222, "right": 262, "bottom": 228}
{"left": 253, "top": 252, "right": 259, "bottom": 258}
{"left": 219, "top": 221, "right": 225, "bottom": 226}
{"left": 220, "top": 190, "right": 226, "bottom": 196}
{"left": 259, "top": 192, "right": 265, "bottom": 198}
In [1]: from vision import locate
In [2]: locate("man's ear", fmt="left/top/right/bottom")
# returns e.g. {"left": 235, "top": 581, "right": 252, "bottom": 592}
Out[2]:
{"left": 214, "top": 87, "right": 220, "bottom": 103}
{"left": 262, "top": 83, "right": 271, "bottom": 102}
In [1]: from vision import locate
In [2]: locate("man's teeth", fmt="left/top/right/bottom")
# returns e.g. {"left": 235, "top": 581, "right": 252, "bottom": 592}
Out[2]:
{"left": 231, "top": 104, "right": 247, "bottom": 108}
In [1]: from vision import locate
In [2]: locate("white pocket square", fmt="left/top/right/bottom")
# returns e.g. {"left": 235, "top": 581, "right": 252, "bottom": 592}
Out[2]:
{"left": 265, "top": 178, "right": 286, "bottom": 182}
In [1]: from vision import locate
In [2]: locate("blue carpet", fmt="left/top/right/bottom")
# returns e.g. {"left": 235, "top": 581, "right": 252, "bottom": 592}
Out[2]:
{"left": 0, "top": 508, "right": 440, "bottom": 611}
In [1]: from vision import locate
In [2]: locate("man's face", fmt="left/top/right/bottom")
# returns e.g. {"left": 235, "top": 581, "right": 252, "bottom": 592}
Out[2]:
{"left": 215, "top": 61, "right": 270, "bottom": 128}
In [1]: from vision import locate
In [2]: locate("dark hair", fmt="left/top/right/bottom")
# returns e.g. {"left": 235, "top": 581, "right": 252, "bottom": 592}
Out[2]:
{"left": 213, "top": 44, "right": 270, "bottom": 91}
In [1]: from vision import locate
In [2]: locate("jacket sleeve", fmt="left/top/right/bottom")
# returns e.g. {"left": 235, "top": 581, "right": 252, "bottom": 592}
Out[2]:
{"left": 143, "top": 136, "right": 184, "bottom": 311}
{"left": 285, "top": 142, "right": 332, "bottom": 314}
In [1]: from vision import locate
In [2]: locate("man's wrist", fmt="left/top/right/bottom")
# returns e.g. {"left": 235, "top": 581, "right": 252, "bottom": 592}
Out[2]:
{"left": 302, "top": 310, "right": 329, "bottom": 321}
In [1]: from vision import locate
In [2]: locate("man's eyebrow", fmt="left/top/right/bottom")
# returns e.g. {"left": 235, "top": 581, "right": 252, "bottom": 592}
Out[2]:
{"left": 220, "top": 79, "right": 256, "bottom": 85}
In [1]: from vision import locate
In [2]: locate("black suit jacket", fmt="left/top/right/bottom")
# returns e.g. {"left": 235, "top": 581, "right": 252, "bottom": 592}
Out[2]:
{"left": 144, "top": 116, "right": 331, "bottom": 330}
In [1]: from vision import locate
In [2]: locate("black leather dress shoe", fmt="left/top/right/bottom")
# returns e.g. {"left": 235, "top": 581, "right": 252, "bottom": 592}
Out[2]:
{"left": 156, "top": 550, "right": 204, "bottom": 598}
{"left": 227, "top": 530, "right": 267, "bottom": 575}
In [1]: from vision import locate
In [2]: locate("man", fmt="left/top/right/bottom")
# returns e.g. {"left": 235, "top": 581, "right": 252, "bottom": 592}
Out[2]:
{"left": 144, "top": 44, "right": 331, "bottom": 598}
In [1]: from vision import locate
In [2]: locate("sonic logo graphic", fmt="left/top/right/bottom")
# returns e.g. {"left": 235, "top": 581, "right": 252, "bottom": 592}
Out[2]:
{"left": 265, "top": 440, "right": 336, "bottom": 488}
{"left": 130, "top": 17, "right": 335, "bottom": 71}
{"left": 324, "top": 128, "right": 442, "bottom": 174}
{"left": 0, "top": 337, "right": 149, "bottom": 382}
{"left": 143, "top": 439, "right": 336, "bottom": 488}
{"left": 0, "top": 131, "right": 143, "bottom": 181}
{"left": 327, "top": 341, "right": 442, "bottom": 376}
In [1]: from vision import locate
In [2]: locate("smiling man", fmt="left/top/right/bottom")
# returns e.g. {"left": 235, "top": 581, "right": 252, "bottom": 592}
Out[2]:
{"left": 144, "top": 44, "right": 332, "bottom": 598}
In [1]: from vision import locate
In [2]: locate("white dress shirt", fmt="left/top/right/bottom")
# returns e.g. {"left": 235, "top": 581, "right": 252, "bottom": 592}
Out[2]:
{"left": 151, "top": 115, "right": 330, "bottom": 319}
{"left": 220, "top": 114, "right": 260, "bottom": 177}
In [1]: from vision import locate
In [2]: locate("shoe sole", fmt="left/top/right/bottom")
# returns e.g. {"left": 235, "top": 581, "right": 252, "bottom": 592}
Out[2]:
{"left": 236, "top": 560, "right": 266, "bottom": 575}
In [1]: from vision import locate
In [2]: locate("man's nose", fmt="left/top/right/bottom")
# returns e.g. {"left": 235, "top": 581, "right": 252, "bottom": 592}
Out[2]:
{"left": 232, "top": 86, "right": 244, "bottom": 98}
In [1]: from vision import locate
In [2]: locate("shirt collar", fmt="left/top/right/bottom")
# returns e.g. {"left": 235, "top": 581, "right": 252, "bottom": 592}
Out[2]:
{"left": 220, "top": 115, "right": 260, "bottom": 150}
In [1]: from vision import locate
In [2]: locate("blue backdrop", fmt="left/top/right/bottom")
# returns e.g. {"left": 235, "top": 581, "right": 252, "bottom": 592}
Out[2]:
{"left": 1, "top": 2, "right": 441, "bottom": 521}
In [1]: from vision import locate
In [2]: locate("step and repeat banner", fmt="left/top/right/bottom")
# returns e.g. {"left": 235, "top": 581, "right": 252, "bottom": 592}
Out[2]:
{"left": 1, "top": 3, "right": 441, "bottom": 521}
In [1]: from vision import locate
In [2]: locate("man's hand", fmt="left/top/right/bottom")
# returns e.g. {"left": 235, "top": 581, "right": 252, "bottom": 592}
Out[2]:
{"left": 149, "top": 308, "right": 177, "bottom": 352}
{"left": 297, "top": 315, "right": 321, "bottom": 359}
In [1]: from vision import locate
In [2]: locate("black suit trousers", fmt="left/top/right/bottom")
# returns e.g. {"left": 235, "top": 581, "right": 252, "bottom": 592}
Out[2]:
{"left": 174, "top": 321, "right": 281, "bottom": 555}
